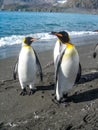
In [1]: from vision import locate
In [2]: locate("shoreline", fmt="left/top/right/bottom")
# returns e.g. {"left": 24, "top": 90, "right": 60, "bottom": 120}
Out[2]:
{"left": 0, "top": 34, "right": 98, "bottom": 60}
{"left": 1, "top": 8, "right": 98, "bottom": 15}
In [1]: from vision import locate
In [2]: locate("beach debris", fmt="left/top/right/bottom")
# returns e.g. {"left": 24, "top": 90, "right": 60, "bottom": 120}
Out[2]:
{"left": 33, "top": 112, "right": 40, "bottom": 119}
{"left": 5, "top": 120, "right": 28, "bottom": 128}
{"left": 8, "top": 122, "right": 17, "bottom": 127}
{"left": 41, "top": 95, "right": 44, "bottom": 98}
{"left": 43, "top": 61, "right": 54, "bottom": 70}
{"left": 83, "top": 112, "right": 97, "bottom": 124}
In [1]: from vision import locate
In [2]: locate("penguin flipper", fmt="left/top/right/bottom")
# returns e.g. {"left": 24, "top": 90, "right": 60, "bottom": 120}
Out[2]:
{"left": 13, "top": 61, "right": 18, "bottom": 80}
{"left": 93, "top": 43, "right": 98, "bottom": 58}
{"left": 33, "top": 49, "right": 43, "bottom": 81}
{"left": 55, "top": 49, "right": 65, "bottom": 82}
{"left": 75, "top": 62, "right": 82, "bottom": 83}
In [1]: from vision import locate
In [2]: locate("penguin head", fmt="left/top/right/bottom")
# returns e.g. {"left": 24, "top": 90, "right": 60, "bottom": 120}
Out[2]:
{"left": 23, "top": 37, "right": 37, "bottom": 45}
{"left": 51, "top": 31, "right": 70, "bottom": 44}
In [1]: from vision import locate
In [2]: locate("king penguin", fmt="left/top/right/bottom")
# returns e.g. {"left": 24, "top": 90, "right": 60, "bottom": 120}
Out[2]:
{"left": 51, "top": 31, "right": 81, "bottom": 102}
{"left": 13, "top": 37, "right": 43, "bottom": 96}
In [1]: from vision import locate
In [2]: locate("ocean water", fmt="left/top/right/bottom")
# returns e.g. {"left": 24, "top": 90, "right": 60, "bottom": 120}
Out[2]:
{"left": 0, "top": 11, "right": 98, "bottom": 59}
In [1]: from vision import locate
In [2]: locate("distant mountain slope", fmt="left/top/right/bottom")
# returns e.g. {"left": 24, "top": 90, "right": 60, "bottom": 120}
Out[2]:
{"left": 66, "top": 0, "right": 98, "bottom": 9}
{"left": 1, "top": 0, "right": 58, "bottom": 5}
{"left": 0, "top": 0, "right": 98, "bottom": 11}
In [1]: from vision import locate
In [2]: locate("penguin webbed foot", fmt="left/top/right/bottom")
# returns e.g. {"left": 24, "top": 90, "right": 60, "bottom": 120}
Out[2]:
{"left": 52, "top": 96, "right": 66, "bottom": 105}
{"left": 20, "top": 88, "right": 27, "bottom": 96}
{"left": 29, "top": 89, "right": 36, "bottom": 96}
{"left": 52, "top": 96, "right": 60, "bottom": 106}
{"left": 59, "top": 98, "right": 70, "bottom": 107}
{"left": 52, "top": 94, "right": 70, "bottom": 107}
{"left": 52, "top": 98, "right": 69, "bottom": 107}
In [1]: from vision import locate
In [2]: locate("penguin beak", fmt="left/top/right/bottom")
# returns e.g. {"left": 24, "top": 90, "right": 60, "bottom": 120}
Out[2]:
{"left": 51, "top": 32, "right": 63, "bottom": 37}
{"left": 55, "top": 33, "right": 63, "bottom": 37}
{"left": 30, "top": 38, "right": 39, "bottom": 42}
{"left": 51, "top": 31, "right": 57, "bottom": 35}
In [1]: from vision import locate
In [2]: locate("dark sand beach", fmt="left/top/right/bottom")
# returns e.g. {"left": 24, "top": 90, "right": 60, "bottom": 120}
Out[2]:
{"left": 0, "top": 43, "right": 98, "bottom": 130}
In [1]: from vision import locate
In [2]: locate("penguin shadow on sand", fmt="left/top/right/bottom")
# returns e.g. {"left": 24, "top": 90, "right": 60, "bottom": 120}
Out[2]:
{"left": 66, "top": 70, "right": 98, "bottom": 104}
{"left": 35, "top": 68, "right": 98, "bottom": 104}
{"left": 36, "top": 83, "right": 54, "bottom": 92}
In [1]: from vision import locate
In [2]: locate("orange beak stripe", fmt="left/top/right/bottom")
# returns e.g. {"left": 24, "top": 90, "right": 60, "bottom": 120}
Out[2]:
{"left": 30, "top": 38, "right": 37, "bottom": 42}
{"left": 55, "top": 33, "right": 63, "bottom": 37}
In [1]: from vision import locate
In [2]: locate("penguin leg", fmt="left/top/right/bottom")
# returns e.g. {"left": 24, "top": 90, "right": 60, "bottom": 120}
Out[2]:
{"left": 63, "top": 93, "right": 68, "bottom": 99}
{"left": 29, "top": 83, "right": 37, "bottom": 95}
{"left": 55, "top": 82, "right": 63, "bottom": 103}
{"left": 52, "top": 96, "right": 61, "bottom": 106}
{"left": 56, "top": 83, "right": 69, "bottom": 104}
{"left": 20, "top": 82, "right": 27, "bottom": 96}
{"left": 20, "top": 88, "right": 27, "bottom": 96}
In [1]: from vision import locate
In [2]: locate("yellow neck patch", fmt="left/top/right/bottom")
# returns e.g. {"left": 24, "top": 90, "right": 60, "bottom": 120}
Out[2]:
{"left": 57, "top": 39, "right": 61, "bottom": 42}
{"left": 23, "top": 44, "right": 31, "bottom": 49}
{"left": 66, "top": 43, "right": 74, "bottom": 49}
{"left": 57, "top": 39, "right": 74, "bottom": 48}
{"left": 62, "top": 43, "right": 76, "bottom": 60}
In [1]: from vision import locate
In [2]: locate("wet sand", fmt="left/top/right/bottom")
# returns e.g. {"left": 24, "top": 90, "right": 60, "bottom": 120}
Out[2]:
{"left": 0, "top": 43, "right": 98, "bottom": 130}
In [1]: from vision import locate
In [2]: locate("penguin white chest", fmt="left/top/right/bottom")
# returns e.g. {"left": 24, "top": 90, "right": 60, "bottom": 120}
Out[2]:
{"left": 18, "top": 47, "right": 36, "bottom": 83}
{"left": 54, "top": 40, "right": 60, "bottom": 64}
{"left": 61, "top": 46, "right": 79, "bottom": 84}
{"left": 54, "top": 40, "right": 66, "bottom": 67}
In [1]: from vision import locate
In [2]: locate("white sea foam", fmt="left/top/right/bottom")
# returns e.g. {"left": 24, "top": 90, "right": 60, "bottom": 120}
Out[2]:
{"left": 57, "top": 0, "right": 67, "bottom": 4}
{"left": 0, "top": 35, "right": 24, "bottom": 47}
{"left": 0, "top": 31, "right": 97, "bottom": 48}
{"left": 70, "top": 31, "right": 98, "bottom": 37}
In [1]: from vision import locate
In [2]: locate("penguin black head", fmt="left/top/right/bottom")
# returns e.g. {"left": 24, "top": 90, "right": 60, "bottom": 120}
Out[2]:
{"left": 51, "top": 31, "right": 70, "bottom": 43}
{"left": 23, "top": 37, "right": 36, "bottom": 45}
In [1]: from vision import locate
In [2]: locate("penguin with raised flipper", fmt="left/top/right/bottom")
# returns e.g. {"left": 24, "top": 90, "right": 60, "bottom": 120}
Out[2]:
{"left": 51, "top": 31, "right": 81, "bottom": 102}
{"left": 13, "top": 37, "right": 43, "bottom": 96}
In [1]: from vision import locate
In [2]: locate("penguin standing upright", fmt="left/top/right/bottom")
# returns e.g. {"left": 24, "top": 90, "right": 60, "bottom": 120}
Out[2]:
{"left": 51, "top": 31, "right": 81, "bottom": 102}
{"left": 13, "top": 37, "right": 43, "bottom": 95}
